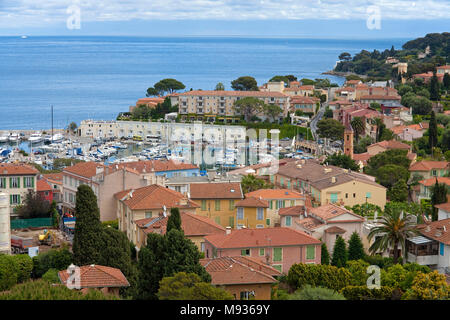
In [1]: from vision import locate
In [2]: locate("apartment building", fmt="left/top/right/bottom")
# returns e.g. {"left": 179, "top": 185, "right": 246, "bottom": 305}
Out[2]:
{"left": 0, "top": 163, "right": 39, "bottom": 216}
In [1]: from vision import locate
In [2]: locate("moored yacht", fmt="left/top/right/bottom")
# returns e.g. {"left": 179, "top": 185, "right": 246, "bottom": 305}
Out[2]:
{"left": 28, "top": 132, "right": 43, "bottom": 143}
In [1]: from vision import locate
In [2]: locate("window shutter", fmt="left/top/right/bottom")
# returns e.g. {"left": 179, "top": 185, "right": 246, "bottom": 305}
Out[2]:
{"left": 306, "top": 245, "right": 315, "bottom": 260}
{"left": 32, "top": 177, "right": 35, "bottom": 188}
{"left": 17, "top": 195, "right": 21, "bottom": 204}
{"left": 10, "top": 194, "right": 13, "bottom": 205}
{"left": 9, "top": 178, "right": 12, "bottom": 188}
{"left": 18, "top": 178, "right": 20, "bottom": 188}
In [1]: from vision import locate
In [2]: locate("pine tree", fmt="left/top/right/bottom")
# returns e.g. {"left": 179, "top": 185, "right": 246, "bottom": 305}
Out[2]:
{"left": 429, "top": 72, "right": 440, "bottom": 101}
{"left": 429, "top": 111, "right": 438, "bottom": 151}
{"left": 167, "top": 207, "right": 182, "bottom": 233}
{"left": 331, "top": 236, "right": 348, "bottom": 268}
{"left": 347, "top": 232, "right": 365, "bottom": 261}
{"left": 321, "top": 243, "right": 330, "bottom": 265}
{"left": 72, "top": 185, "right": 103, "bottom": 266}
{"left": 431, "top": 179, "right": 448, "bottom": 221}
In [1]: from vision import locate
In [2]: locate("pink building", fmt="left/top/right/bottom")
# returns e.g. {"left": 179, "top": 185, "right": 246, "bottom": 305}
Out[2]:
{"left": 203, "top": 227, "right": 321, "bottom": 274}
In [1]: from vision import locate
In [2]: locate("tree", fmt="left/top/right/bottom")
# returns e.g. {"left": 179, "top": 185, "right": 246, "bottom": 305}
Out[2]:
{"left": 269, "top": 75, "right": 290, "bottom": 84}
{"left": 154, "top": 78, "right": 186, "bottom": 95}
{"left": 429, "top": 111, "right": 438, "bottom": 151}
{"left": 429, "top": 72, "right": 440, "bottom": 101}
{"left": 131, "top": 105, "right": 152, "bottom": 120}
{"left": 231, "top": 76, "right": 258, "bottom": 91}
{"left": 403, "top": 271, "right": 450, "bottom": 300}
{"left": 444, "top": 73, "right": 450, "bottom": 90}
{"left": 339, "top": 52, "right": 352, "bottom": 61}
{"left": 263, "top": 104, "right": 283, "bottom": 123}
{"left": 316, "top": 118, "right": 345, "bottom": 141}
{"left": 288, "top": 285, "right": 346, "bottom": 300}
{"left": 157, "top": 272, "right": 233, "bottom": 300}
{"left": 331, "top": 236, "right": 348, "bottom": 268}
{"left": 372, "top": 117, "right": 384, "bottom": 142}
{"left": 321, "top": 243, "right": 330, "bottom": 265}
{"left": 241, "top": 174, "right": 273, "bottom": 194}
{"left": 389, "top": 179, "right": 408, "bottom": 202}
{"left": 72, "top": 185, "right": 103, "bottom": 266}
{"left": 16, "top": 190, "right": 52, "bottom": 219}
{"left": 234, "top": 97, "right": 265, "bottom": 122}
{"left": 68, "top": 122, "right": 77, "bottom": 132}
{"left": 167, "top": 207, "right": 182, "bottom": 233}
{"left": 324, "top": 153, "right": 359, "bottom": 171}
{"left": 430, "top": 179, "right": 448, "bottom": 221}
{"left": 32, "top": 247, "right": 73, "bottom": 278}
{"left": 376, "top": 165, "right": 410, "bottom": 189}
{"left": 146, "top": 87, "right": 159, "bottom": 97}
{"left": 365, "top": 149, "right": 411, "bottom": 177}
{"left": 323, "top": 107, "right": 333, "bottom": 118}
{"left": 137, "top": 229, "right": 210, "bottom": 300}
{"left": 367, "top": 207, "right": 419, "bottom": 264}
{"left": 347, "top": 232, "right": 365, "bottom": 261}
{"left": 350, "top": 117, "right": 365, "bottom": 143}
{"left": 215, "top": 82, "right": 225, "bottom": 91}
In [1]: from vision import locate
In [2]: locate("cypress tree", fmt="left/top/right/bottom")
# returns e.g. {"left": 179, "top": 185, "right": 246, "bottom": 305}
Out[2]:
{"left": 429, "top": 72, "right": 440, "bottom": 101}
{"left": 72, "top": 185, "right": 103, "bottom": 266}
{"left": 331, "top": 236, "right": 348, "bottom": 268}
{"left": 431, "top": 179, "right": 448, "bottom": 221}
{"left": 321, "top": 243, "right": 330, "bottom": 265}
{"left": 444, "top": 73, "right": 450, "bottom": 90}
{"left": 429, "top": 111, "right": 438, "bottom": 150}
{"left": 347, "top": 232, "right": 365, "bottom": 261}
{"left": 167, "top": 207, "right": 182, "bottom": 233}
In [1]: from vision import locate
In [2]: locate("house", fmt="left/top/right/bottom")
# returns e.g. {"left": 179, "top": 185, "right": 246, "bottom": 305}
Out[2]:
{"left": 200, "top": 256, "right": 281, "bottom": 300}
{"left": 406, "top": 219, "right": 450, "bottom": 275}
{"left": 413, "top": 71, "right": 445, "bottom": 84}
{"left": 366, "top": 140, "right": 412, "bottom": 156}
{"left": 334, "top": 87, "right": 356, "bottom": 101}
{"left": 62, "top": 162, "right": 144, "bottom": 221}
{"left": 290, "top": 96, "right": 320, "bottom": 115}
{"left": 283, "top": 85, "right": 315, "bottom": 97}
{"left": 416, "top": 177, "right": 450, "bottom": 203}
{"left": 43, "top": 173, "right": 63, "bottom": 209}
{"left": 244, "top": 189, "right": 306, "bottom": 227}
{"left": 410, "top": 161, "right": 449, "bottom": 180}
{"left": 129, "top": 97, "right": 165, "bottom": 113}
{"left": 271, "top": 159, "right": 386, "bottom": 209}
{"left": 190, "top": 182, "right": 244, "bottom": 228}
{"left": 344, "top": 80, "right": 363, "bottom": 88}
{"left": 234, "top": 197, "right": 269, "bottom": 229}
{"left": 279, "top": 204, "right": 365, "bottom": 253}
{"left": 165, "top": 172, "right": 242, "bottom": 195}
{"left": 436, "top": 65, "right": 450, "bottom": 75}
{"left": 58, "top": 264, "right": 129, "bottom": 297}
{"left": 435, "top": 203, "right": 450, "bottom": 221}
{"left": 134, "top": 211, "right": 225, "bottom": 250}
{"left": 391, "top": 122, "right": 429, "bottom": 141}
{"left": 0, "top": 163, "right": 39, "bottom": 217}
{"left": 203, "top": 227, "right": 321, "bottom": 273}
{"left": 114, "top": 184, "right": 199, "bottom": 245}
{"left": 36, "top": 179, "right": 53, "bottom": 204}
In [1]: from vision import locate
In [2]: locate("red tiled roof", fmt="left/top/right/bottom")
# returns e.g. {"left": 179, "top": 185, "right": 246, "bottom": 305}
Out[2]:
{"left": 369, "top": 140, "right": 411, "bottom": 150}
{"left": 200, "top": 256, "right": 279, "bottom": 285}
{"left": 245, "top": 189, "right": 304, "bottom": 200}
{"left": 417, "top": 219, "right": 450, "bottom": 245}
{"left": 278, "top": 205, "right": 305, "bottom": 216}
{"left": 309, "top": 204, "right": 364, "bottom": 222}
{"left": 43, "top": 172, "right": 63, "bottom": 184}
{"left": 353, "top": 152, "right": 372, "bottom": 163}
{"left": 0, "top": 163, "right": 39, "bottom": 176}
{"left": 63, "top": 162, "right": 105, "bottom": 178}
{"left": 58, "top": 265, "right": 130, "bottom": 288}
{"left": 37, "top": 179, "right": 52, "bottom": 192}
{"left": 235, "top": 197, "right": 269, "bottom": 208}
{"left": 435, "top": 202, "right": 450, "bottom": 212}
{"left": 108, "top": 160, "right": 198, "bottom": 173}
{"left": 290, "top": 96, "right": 320, "bottom": 105}
{"left": 436, "top": 65, "right": 450, "bottom": 70}
{"left": 324, "top": 226, "right": 347, "bottom": 234}
{"left": 190, "top": 182, "right": 243, "bottom": 199}
{"left": 115, "top": 184, "right": 199, "bottom": 210}
{"left": 360, "top": 95, "right": 401, "bottom": 100}
{"left": 205, "top": 227, "right": 320, "bottom": 249}
{"left": 179, "top": 90, "right": 288, "bottom": 98}
{"left": 419, "top": 177, "right": 450, "bottom": 187}
{"left": 410, "top": 161, "right": 449, "bottom": 172}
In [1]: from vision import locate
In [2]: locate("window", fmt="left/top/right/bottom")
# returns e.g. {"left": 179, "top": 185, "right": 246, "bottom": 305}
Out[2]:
{"left": 145, "top": 211, "right": 152, "bottom": 218}
{"left": 276, "top": 200, "right": 284, "bottom": 209}
{"left": 440, "top": 243, "right": 445, "bottom": 256}
{"left": 257, "top": 208, "right": 264, "bottom": 220}
{"left": 266, "top": 218, "right": 271, "bottom": 226}
{"left": 290, "top": 200, "right": 295, "bottom": 207}
{"left": 280, "top": 177, "right": 284, "bottom": 186}
{"left": 259, "top": 248, "right": 265, "bottom": 256}
{"left": 285, "top": 216, "right": 292, "bottom": 226}
{"left": 432, "top": 170, "right": 437, "bottom": 176}
{"left": 229, "top": 200, "right": 235, "bottom": 210}
{"left": 366, "top": 192, "right": 371, "bottom": 199}
{"left": 228, "top": 216, "right": 234, "bottom": 228}
{"left": 272, "top": 265, "right": 282, "bottom": 272}
{"left": 237, "top": 207, "right": 244, "bottom": 220}
{"left": 241, "top": 249, "right": 250, "bottom": 256}
{"left": 0, "top": 178, "right": 6, "bottom": 189}
{"left": 215, "top": 200, "right": 220, "bottom": 211}
{"left": 273, "top": 247, "right": 282, "bottom": 262}
{"left": 269, "top": 200, "right": 273, "bottom": 209}
{"left": 330, "top": 193, "right": 338, "bottom": 204}
{"left": 10, "top": 194, "right": 20, "bottom": 205}
{"left": 214, "top": 216, "right": 221, "bottom": 225}
{"left": 306, "top": 245, "right": 315, "bottom": 260}
{"left": 353, "top": 193, "right": 356, "bottom": 198}
{"left": 345, "top": 193, "right": 348, "bottom": 198}
{"left": 240, "top": 291, "right": 254, "bottom": 300}
{"left": 10, "top": 177, "right": 20, "bottom": 188}
{"left": 201, "top": 200, "right": 207, "bottom": 211}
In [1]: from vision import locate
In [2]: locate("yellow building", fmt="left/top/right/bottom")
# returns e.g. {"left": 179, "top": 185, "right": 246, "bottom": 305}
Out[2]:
{"left": 190, "top": 182, "right": 243, "bottom": 228}
{"left": 234, "top": 197, "right": 269, "bottom": 229}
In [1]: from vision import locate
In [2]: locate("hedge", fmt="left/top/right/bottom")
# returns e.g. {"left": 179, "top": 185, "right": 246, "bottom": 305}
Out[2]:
{"left": 340, "top": 285, "right": 398, "bottom": 300}
{"left": 0, "top": 254, "right": 33, "bottom": 291}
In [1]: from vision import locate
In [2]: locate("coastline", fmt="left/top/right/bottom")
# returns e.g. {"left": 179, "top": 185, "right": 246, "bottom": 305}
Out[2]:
{"left": 321, "top": 70, "right": 368, "bottom": 79}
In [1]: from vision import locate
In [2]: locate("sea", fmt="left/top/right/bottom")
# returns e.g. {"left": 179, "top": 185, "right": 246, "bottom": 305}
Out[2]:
{"left": 0, "top": 36, "right": 408, "bottom": 130}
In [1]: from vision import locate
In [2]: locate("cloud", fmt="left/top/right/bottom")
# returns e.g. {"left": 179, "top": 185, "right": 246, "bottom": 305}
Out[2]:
{"left": 0, "top": 0, "right": 449, "bottom": 28}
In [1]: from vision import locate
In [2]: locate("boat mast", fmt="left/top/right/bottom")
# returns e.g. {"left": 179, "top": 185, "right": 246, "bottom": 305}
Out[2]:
{"left": 51, "top": 105, "right": 54, "bottom": 143}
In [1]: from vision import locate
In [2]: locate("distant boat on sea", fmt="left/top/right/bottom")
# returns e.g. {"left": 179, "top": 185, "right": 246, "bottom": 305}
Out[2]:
{"left": 21, "top": 36, "right": 28, "bottom": 39}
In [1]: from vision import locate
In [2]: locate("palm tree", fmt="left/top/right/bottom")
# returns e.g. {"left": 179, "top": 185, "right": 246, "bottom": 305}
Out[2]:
{"left": 367, "top": 207, "right": 419, "bottom": 264}
{"left": 351, "top": 117, "right": 365, "bottom": 143}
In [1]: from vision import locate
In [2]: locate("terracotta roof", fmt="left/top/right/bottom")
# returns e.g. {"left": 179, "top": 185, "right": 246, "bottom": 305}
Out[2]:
{"left": 235, "top": 197, "right": 269, "bottom": 208}
{"left": 410, "top": 161, "right": 449, "bottom": 172}
{"left": 63, "top": 162, "right": 105, "bottom": 178}
{"left": 435, "top": 203, "right": 450, "bottom": 212}
{"left": 296, "top": 217, "right": 324, "bottom": 230}
{"left": 417, "top": 219, "right": 450, "bottom": 245}
{"left": 360, "top": 95, "right": 401, "bottom": 100}
{"left": 353, "top": 152, "right": 372, "bottom": 163}
{"left": 368, "top": 140, "right": 411, "bottom": 150}
{"left": 278, "top": 205, "right": 306, "bottom": 216}
{"left": 36, "top": 179, "right": 52, "bottom": 192}
{"left": 245, "top": 188, "right": 304, "bottom": 200}
{"left": 328, "top": 100, "right": 353, "bottom": 105}
{"left": 200, "top": 256, "right": 279, "bottom": 285}
{"left": 190, "top": 182, "right": 243, "bottom": 199}
{"left": 418, "top": 177, "right": 450, "bottom": 187}
{"left": 290, "top": 96, "right": 320, "bottom": 104}
{"left": 136, "top": 212, "right": 225, "bottom": 236}
{"left": 309, "top": 204, "right": 364, "bottom": 222}
{"left": 179, "top": 90, "right": 288, "bottom": 98}
{"left": 115, "top": 184, "right": 199, "bottom": 210}
{"left": 205, "top": 227, "right": 320, "bottom": 249}
{"left": 0, "top": 163, "right": 39, "bottom": 176}
{"left": 108, "top": 160, "right": 198, "bottom": 173}
{"left": 43, "top": 172, "right": 63, "bottom": 184}
{"left": 437, "top": 65, "right": 450, "bottom": 70}
{"left": 58, "top": 264, "right": 130, "bottom": 288}
{"left": 324, "top": 226, "right": 347, "bottom": 234}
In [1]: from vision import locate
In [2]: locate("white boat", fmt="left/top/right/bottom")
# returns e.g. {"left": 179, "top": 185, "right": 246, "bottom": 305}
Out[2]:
{"left": 0, "top": 133, "right": 9, "bottom": 143}
{"left": 28, "top": 133, "right": 43, "bottom": 143}
{"left": 51, "top": 133, "right": 64, "bottom": 143}
{"left": 9, "top": 133, "right": 20, "bottom": 142}
{"left": 21, "top": 36, "right": 28, "bottom": 39}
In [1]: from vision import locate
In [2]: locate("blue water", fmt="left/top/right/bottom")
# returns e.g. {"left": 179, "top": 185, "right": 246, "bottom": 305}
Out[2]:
{"left": 0, "top": 36, "right": 407, "bottom": 130}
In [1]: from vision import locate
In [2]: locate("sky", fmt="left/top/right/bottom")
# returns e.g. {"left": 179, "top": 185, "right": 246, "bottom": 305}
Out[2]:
{"left": 0, "top": 0, "right": 449, "bottom": 38}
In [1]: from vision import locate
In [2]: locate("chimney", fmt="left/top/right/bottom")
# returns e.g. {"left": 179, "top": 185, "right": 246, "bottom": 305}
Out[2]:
{"left": 96, "top": 166, "right": 104, "bottom": 175}
{"left": 226, "top": 226, "right": 231, "bottom": 235}
{"left": 331, "top": 176, "right": 336, "bottom": 183}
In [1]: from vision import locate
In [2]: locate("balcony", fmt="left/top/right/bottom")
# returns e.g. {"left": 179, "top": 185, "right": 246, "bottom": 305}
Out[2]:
{"left": 406, "top": 237, "right": 439, "bottom": 266}
{"left": 406, "top": 253, "right": 439, "bottom": 265}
